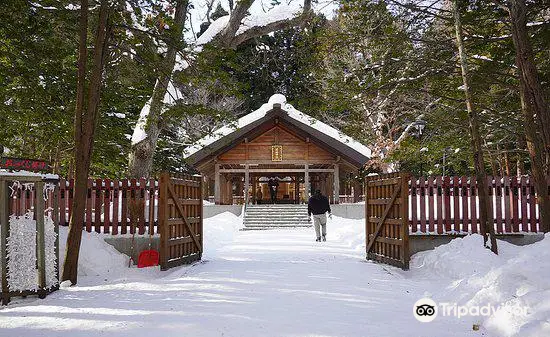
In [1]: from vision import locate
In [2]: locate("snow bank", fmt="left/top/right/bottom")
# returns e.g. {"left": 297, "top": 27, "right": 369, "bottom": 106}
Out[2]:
{"left": 329, "top": 216, "right": 365, "bottom": 253}
{"left": 202, "top": 211, "right": 243, "bottom": 258}
{"left": 410, "top": 234, "right": 550, "bottom": 337}
{"left": 58, "top": 227, "right": 130, "bottom": 279}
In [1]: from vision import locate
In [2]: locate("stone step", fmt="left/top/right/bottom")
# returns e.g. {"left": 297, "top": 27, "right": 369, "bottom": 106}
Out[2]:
{"left": 244, "top": 218, "right": 310, "bottom": 223}
{"left": 245, "top": 212, "right": 308, "bottom": 216}
{"left": 243, "top": 224, "right": 312, "bottom": 228}
{"left": 245, "top": 215, "right": 309, "bottom": 219}
{"left": 243, "top": 205, "right": 310, "bottom": 230}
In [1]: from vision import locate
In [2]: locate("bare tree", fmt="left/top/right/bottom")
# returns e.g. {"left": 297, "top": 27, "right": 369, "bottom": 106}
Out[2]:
{"left": 452, "top": 0, "right": 497, "bottom": 253}
{"left": 62, "top": 0, "right": 112, "bottom": 284}
{"left": 503, "top": 0, "right": 550, "bottom": 233}
{"left": 128, "top": 0, "right": 314, "bottom": 178}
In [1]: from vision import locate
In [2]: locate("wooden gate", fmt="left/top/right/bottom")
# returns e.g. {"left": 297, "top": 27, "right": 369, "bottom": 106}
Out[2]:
{"left": 158, "top": 173, "right": 203, "bottom": 271}
{"left": 365, "top": 173, "right": 410, "bottom": 270}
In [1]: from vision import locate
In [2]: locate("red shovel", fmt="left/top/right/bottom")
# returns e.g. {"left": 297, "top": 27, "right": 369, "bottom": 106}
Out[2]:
{"left": 138, "top": 249, "right": 159, "bottom": 268}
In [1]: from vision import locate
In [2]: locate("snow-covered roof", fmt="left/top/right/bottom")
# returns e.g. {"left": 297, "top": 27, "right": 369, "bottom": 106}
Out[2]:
{"left": 0, "top": 170, "right": 59, "bottom": 180}
{"left": 184, "top": 94, "right": 371, "bottom": 165}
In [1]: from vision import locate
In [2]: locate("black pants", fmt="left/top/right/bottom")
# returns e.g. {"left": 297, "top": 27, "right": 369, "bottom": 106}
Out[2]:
{"left": 270, "top": 188, "right": 276, "bottom": 202}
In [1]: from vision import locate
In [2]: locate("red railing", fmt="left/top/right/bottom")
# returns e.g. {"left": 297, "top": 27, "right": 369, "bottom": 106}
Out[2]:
{"left": 57, "top": 178, "right": 159, "bottom": 235}
{"left": 409, "top": 176, "right": 544, "bottom": 234}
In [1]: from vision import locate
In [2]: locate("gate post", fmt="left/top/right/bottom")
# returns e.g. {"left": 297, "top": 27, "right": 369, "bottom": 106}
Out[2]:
{"left": 158, "top": 173, "right": 169, "bottom": 270}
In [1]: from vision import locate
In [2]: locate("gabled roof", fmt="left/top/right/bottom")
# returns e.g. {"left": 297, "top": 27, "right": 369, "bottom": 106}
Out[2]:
{"left": 184, "top": 94, "right": 371, "bottom": 167}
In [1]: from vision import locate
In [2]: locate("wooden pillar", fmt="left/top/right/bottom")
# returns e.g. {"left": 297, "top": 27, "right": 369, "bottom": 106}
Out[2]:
{"left": 35, "top": 181, "right": 46, "bottom": 297}
{"left": 333, "top": 163, "right": 340, "bottom": 204}
{"left": 294, "top": 175, "right": 299, "bottom": 204}
{"left": 1, "top": 180, "right": 10, "bottom": 304}
{"left": 319, "top": 173, "right": 326, "bottom": 196}
{"left": 244, "top": 164, "right": 250, "bottom": 205}
{"left": 202, "top": 175, "right": 209, "bottom": 201}
{"left": 353, "top": 172, "right": 361, "bottom": 203}
{"left": 304, "top": 164, "right": 310, "bottom": 201}
{"left": 214, "top": 163, "right": 220, "bottom": 204}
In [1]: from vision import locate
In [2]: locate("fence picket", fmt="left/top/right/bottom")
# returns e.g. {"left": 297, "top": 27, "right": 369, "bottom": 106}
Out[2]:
{"left": 104, "top": 179, "right": 111, "bottom": 234}
{"left": 461, "top": 176, "right": 468, "bottom": 233}
{"left": 149, "top": 178, "right": 155, "bottom": 235}
{"left": 443, "top": 176, "right": 451, "bottom": 233}
{"left": 121, "top": 179, "right": 128, "bottom": 234}
{"left": 452, "top": 176, "right": 460, "bottom": 232}
{"left": 139, "top": 178, "right": 146, "bottom": 235}
{"left": 428, "top": 177, "right": 435, "bottom": 233}
{"left": 129, "top": 178, "right": 137, "bottom": 235}
{"left": 520, "top": 176, "right": 528, "bottom": 232}
{"left": 410, "top": 178, "right": 417, "bottom": 233}
{"left": 495, "top": 177, "right": 503, "bottom": 233}
{"left": 503, "top": 176, "right": 511, "bottom": 233}
{"left": 85, "top": 179, "right": 92, "bottom": 232}
{"left": 112, "top": 180, "right": 119, "bottom": 235}
{"left": 94, "top": 179, "right": 102, "bottom": 233}
{"left": 419, "top": 177, "right": 426, "bottom": 233}
{"left": 529, "top": 177, "right": 537, "bottom": 232}
{"left": 511, "top": 176, "right": 520, "bottom": 232}
{"left": 470, "top": 177, "right": 477, "bottom": 233}
{"left": 436, "top": 177, "right": 443, "bottom": 234}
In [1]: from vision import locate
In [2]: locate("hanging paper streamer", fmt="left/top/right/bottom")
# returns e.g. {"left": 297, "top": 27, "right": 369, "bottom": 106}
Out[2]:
{"left": 6, "top": 211, "right": 38, "bottom": 292}
{"left": 44, "top": 214, "right": 58, "bottom": 288}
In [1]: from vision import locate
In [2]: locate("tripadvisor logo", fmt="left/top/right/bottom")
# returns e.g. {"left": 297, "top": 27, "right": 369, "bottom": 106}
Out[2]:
{"left": 413, "top": 298, "right": 438, "bottom": 323}
{"left": 413, "top": 298, "right": 529, "bottom": 323}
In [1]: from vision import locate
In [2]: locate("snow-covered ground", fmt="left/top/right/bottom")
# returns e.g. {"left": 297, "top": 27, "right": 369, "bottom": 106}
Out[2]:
{"left": 0, "top": 213, "right": 548, "bottom": 336}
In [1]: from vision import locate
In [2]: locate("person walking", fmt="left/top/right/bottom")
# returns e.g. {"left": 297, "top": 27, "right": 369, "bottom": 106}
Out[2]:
{"left": 308, "top": 189, "right": 332, "bottom": 242}
{"left": 268, "top": 178, "right": 279, "bottom": 203}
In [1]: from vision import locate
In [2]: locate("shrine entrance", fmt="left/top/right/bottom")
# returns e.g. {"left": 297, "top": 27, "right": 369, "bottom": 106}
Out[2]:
{"left": 185, "top": 96, "right": 370, "bottom": 206}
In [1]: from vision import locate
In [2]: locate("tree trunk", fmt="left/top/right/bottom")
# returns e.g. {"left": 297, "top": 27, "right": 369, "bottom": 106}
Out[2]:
{"left": 62, "top": 0, "right": 110, "bottom": 284}
{"left": 128, "top": 0, "right": 189, "bottom": 178}
{"left": 504, "top": 151, "right": 511, "bottom": 176}
{"left": 452, "top": 0, "right": 497, "bottom": 253}
{"left": 507, "top": 0, "right": 550, "bottom": 233}
{"left": 127, "top": 0, "right": 314, "bottom": 177}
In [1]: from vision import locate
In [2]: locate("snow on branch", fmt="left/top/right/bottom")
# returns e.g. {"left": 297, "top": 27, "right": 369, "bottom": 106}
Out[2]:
{"left": 195, "top": 0, "right": 313, "bottom": 47}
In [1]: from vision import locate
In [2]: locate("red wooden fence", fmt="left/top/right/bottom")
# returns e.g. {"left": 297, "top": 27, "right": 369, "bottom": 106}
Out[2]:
{"left": 409, "top": 176, "right": 544, "bottom": 234}
{"left": 56, "top": 178, "right": 159, "bottom": 235}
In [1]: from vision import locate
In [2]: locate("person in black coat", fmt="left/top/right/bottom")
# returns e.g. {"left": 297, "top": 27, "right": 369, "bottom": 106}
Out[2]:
{"left": 308, "top": 190, "right": 332, "bottom": 242}
{"left": 268, "top": 178, "right": 279, "bottom": 203}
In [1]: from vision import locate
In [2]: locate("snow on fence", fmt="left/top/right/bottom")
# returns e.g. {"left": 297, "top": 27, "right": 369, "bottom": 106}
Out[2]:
{"left": 409, "top": 176, "right": 547, "bottom": 234}
{"left": 0, "top": 173, "right": 60, "bottom": 305}
{"left": 54, "top": 178, "right": 159, "bottom": 235}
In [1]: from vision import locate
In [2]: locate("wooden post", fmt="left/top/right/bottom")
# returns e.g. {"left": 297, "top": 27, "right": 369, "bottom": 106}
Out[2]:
{"left": 158, "top": 173, "right": 169, "bottom": 270}
{"left": 304, "top": 164, "right": 310, "bottom": 201}
{"left": 294, "top": 175, "right": 299, "bottom": 204}
{"left": 401, "top": 173, "right": 410, "bottom": 269}
{"left": 1, "top": 181, "right": 10, "bottom": 304}
{"left": 244, "top": 164, "right": 250, "bottom": 205}
{"left": 199, "top": 176, "right": 204, "bottom": 257}
{"left": 353, "top": 173, "right": 361, "bottom": 203}
{"left": 52, "top": 183, "right": 60, "bottom": 284}
{"left": 333, "top": 164, "right": 340, "bottom": 204}
{"left": 35, "top": 181, "right": 47, "bottom": 297}
{"left": 214, "top": 163, "right": 220, "bottom": 205}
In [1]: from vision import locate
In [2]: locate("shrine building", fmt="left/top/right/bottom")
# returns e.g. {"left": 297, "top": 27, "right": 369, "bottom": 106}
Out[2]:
{"left": 183, "top": 94, "right": 371, "bottom": 205}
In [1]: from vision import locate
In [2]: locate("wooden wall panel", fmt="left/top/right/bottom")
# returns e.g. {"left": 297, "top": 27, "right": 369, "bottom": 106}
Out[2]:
{"left": 218, "top": 145, "right": 246, "bottom": 161}
{"left": 218, "top": 126, "right": 335, "bottom": 162}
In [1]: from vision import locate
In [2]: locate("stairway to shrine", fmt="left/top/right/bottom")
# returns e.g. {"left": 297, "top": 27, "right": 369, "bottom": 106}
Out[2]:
{"left": 243, "top": 204, "right": 312, "bottom": 229}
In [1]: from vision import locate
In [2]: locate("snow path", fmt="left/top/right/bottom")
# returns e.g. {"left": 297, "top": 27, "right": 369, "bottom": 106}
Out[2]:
{"left": 0, "top": 217, "right": 480, "bottom": 336}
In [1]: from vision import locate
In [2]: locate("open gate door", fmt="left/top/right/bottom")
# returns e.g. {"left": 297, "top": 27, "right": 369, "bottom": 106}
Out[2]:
{"left": 158, "top": 173, "right": 203, "bottom": 270}
{"left": 365, "top": 173, "right": 410, "bottom": 270}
